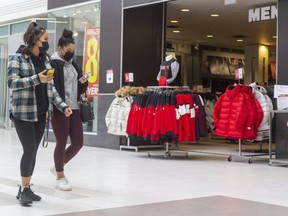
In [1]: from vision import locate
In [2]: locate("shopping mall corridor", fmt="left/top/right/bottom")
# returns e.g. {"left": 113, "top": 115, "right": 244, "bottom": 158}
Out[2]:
{"left": 0, "top": 128, "right": 288, "bottom": 216}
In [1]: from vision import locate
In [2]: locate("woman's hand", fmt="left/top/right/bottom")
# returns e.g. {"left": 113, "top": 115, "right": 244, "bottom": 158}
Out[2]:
{"left": 79, "top": 76, "right": 88, "bottom": 84}
{"left": 38, "top": 69, "right": 54, "bottom": 83}
{"left": 64, "top": 108, "right": 73, "bottom": 117}
{"left": 79, "top": 72, "right": 91, "bottom": 84}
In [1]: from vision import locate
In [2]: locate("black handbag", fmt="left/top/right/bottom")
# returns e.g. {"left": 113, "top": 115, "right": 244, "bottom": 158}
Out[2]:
{"left": 78, "top": 95, "right": 95, "bottom": 123}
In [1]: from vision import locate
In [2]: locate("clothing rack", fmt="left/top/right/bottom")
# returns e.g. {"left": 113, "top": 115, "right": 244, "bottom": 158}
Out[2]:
{"left": 120, "top": 136, "right": 163, "bottom": 152}
{"left": 146, "top": 85, "right": 198, "bottom": 158}
{"left": 121, "top": 86, "right": 190, "bottom": 152}
{"left": 228, "top": 138, "right": 269, "bottom": 164}
{"left": 147, "top": 85, "right": 190, "bottom": 91}
{"left": 146, "top": 83, "right": 270, "bottom": 164}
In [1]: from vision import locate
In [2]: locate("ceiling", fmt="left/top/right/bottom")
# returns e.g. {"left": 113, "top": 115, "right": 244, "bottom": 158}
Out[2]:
{"left": 166, "top": 0, "right": 277, "bottom": 53}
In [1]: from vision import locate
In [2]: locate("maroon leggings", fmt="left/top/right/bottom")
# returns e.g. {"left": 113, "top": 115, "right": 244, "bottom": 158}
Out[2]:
{"left": 51, "top": 109, "right": 83, "bottom": 172}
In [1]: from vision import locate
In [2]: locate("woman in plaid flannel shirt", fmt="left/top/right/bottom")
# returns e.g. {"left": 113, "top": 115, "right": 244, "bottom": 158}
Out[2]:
{"left": 7, "top": 22, "right": 72, "bottom": 206}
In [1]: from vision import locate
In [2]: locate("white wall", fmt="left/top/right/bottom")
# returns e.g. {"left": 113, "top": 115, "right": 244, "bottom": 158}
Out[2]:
{"left": 0, "top": 0, "right": 47, "bottom": 25}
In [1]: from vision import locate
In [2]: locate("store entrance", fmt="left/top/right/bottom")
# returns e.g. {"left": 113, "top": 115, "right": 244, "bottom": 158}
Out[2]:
{"left": 165, "top": 0, "right": 277, "bottom": 90}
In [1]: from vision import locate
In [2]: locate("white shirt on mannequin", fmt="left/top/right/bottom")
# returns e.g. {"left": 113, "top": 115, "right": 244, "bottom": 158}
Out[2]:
{"left": 157, "top": 55, "right": 180, "bottom": 84}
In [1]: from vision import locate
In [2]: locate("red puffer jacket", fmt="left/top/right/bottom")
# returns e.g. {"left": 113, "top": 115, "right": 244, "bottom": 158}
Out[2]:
{"left": 240, "top": 85, "right": 263, "bottom": 140}
{"left": 213, "top": 84, "right": 257, "bottom": 139}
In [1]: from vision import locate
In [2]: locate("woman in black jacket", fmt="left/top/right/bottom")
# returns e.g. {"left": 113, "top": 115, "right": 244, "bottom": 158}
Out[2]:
{"left": 49, "top": 29, "right": 88, "bottom": 191}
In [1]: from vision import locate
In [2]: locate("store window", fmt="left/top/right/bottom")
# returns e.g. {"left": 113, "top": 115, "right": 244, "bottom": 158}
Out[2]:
{"left": 10, "top": 21, "right": 30, "bottom": 35}
{"left": 0, "top": 26, "right": 8, "bottom": 37}
{"left": 0, "top": 38, "right": 8, "bottom": 128}
{"left": 48, "top": 2, "right": 101, "bottom": 134}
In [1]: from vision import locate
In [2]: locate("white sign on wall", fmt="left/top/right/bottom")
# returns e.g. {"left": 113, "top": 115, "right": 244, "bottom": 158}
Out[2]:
{"left": 248, "top": 5, "right": 277, "bottom": 22}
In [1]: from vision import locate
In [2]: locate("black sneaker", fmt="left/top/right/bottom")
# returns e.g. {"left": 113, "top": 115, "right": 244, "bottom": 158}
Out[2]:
{"left": 18, "top": 187, "right": 33, "bottom": 206}
{"left": 27, "top": 185, "right": 41, "bottom": 201}
{"left": 16, "top": 185, "right": 41, "bottom": 201}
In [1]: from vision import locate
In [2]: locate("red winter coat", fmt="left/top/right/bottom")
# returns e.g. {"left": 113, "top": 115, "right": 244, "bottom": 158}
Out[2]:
{"left": 213, "top": 84, "right": 256, "bottom": 139}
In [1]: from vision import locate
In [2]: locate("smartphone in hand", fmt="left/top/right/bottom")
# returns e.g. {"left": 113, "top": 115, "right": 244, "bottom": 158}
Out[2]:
{"left": 79, "top": 72, "right": 91, "bottom": 81}
{"left": 44, "top": 68, "right": 55, "bottom": 76}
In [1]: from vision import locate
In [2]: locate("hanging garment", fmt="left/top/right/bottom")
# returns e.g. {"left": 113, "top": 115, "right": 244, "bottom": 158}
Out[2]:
{"left": 105, "top": 96, "right": 133, "bottom": 136}
{"left": 213, "top": 84, "right": 262, "bottom": 140}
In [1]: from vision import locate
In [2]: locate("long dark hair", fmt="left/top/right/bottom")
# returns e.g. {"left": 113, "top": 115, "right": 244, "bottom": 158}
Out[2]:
{"left": 58, "top": 29, "right": 75, "bottom": 48}
{"left": 22, "top": 22, "right": 47, "bottom": 56}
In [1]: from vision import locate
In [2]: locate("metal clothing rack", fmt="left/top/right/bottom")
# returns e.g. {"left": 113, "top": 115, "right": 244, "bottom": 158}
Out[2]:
{"left": 146, "top": 85, "right": 190, "bottom": 91}
{"left": 121, "top": 86, "right": 190, "bottom": 152}
{"left": 147, "top": 83, "right": 270, "bottom": 163}
{"left": 147, "top": 141, "right": 189, "bottom": 158}
{"left": 219, "top": 82, "right": 269, "bottom": 163}
{"left": 147, "top": 136, "right": 269, "bottom": 163}
{"left": 120, "top": 136, "right": 164, "bottom": 152}
{"left": 145, "top": 85, "right": 191, "bottom": 158}
{"left": 228, "top": 137, "right": 269, "bottom": 164}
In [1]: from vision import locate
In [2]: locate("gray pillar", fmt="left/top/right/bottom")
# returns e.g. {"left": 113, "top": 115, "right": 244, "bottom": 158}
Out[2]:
{"left": 275, "top": 0, "right": 288, "bottom": 158}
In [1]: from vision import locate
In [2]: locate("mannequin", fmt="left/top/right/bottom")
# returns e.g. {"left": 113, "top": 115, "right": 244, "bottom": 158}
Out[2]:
{"left": 157, "top": 54, "right": 180, "bottom": 86}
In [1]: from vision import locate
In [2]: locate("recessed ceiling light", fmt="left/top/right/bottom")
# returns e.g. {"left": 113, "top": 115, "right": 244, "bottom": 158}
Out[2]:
{"left": 173, "top": 30, "right": 180, "bottom": 33}
{"left": 170, "top": 20, "right": 179, "bottom": 23}
{"left": 206, "top": 35, "right": 214, "bottom": 38}
{"left": 236, "top": 39, "right": 243, "bottom": 42}
{"left": 73, "top": 31, "right": 79, "bottom": 37}
{"left": 181, "top": 9, "right": 190, "bottom": 12}
{"left": 211, "top": 14, "right": 219, "bottom": 17}
{"left": 48, "top": 20, "right": 69, "bottom": 24}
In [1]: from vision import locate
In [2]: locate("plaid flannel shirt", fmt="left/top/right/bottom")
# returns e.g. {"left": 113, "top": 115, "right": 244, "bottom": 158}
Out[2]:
{"left": 7, "top": 53, "right": 68, "bottom": 122}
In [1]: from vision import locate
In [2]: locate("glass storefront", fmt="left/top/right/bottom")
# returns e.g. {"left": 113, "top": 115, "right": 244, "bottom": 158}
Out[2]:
{"left": 0, "top": 1, "right": 101, "bottom": 134}
{"left": 0, "top": 38, "right": 8, "bottom": 128}
{"left": 48, "top": 2, "right": 101, "bottom": 134}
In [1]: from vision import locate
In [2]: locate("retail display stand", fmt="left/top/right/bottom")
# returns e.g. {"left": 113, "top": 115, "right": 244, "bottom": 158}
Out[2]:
{"left": 144, "top": 85, "right": 191, "bottom": 157}
{"left": 146, "top": 83, "right": 270, "bottom": 164}
{"left": 227, "top": 138, "right": 269, "bottom": 164}
{"left": 120, "top": 136, "right": 163, "bottom": 152}
{"left": 147, "top": 136, "right": 269, "bottom": 163}
{"left": 121, "top": 85, "right": 191, "bottom": 152}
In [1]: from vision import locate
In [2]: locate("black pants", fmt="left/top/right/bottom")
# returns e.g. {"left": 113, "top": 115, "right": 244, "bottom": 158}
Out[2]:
{"left": 51, "top": 109, "right": 83, "bottom": 172}
{"left": 11, "top": 114, "right": 46, "bottom": 177}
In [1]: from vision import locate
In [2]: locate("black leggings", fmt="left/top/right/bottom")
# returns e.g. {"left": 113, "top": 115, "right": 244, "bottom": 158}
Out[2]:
{"left": 12, "top": 114, "right": 46, "bottom": 177}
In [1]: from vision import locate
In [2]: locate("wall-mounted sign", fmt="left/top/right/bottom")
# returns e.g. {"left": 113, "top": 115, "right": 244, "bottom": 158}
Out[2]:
{"left": 106, "top": 69, "right": 113, "bottom": 84}
{"left": 235, "top": 68, "right": 243, "bottom": 80}
{"left": 248, "top": 5, "right": 277, "bottom": 22}
{"left": 125, "top": 72, "right": 134, "bottom": 82}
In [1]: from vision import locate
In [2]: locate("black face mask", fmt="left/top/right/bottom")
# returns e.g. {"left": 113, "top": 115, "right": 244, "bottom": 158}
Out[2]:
{"left": 63, "top": 51, "right": 74, "bottom": 61}
{"left": 39, "top": 41, "right": 49, "bottom": 54}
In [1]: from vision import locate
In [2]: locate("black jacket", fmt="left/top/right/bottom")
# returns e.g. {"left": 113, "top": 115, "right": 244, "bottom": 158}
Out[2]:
{"left": 50, "top": 59, "right": 88, "bottom": 104}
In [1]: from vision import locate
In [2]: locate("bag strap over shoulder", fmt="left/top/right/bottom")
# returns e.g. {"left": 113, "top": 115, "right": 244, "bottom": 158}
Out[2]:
{"left": 42, "top": 112, "right": 51, "bottom": 148}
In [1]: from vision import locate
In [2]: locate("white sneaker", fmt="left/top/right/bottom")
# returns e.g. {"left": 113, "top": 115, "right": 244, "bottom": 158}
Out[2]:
{"left": 49, "top": 166, "right": 57, "bottom": 177}
{"left": 55, "top": 178, "right": 72, "bottom": 191}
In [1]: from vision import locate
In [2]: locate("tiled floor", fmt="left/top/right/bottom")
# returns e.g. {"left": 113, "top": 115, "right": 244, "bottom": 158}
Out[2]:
{"left": 49, "top": 196, "right": 288, "bottom": 216}
{"left": 1, "top": 128, "right": 288, "bottom": 216}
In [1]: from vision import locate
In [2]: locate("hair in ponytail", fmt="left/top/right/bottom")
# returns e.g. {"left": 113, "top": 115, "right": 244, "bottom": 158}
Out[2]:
{"left": 22, "top": 22, "right": 46, "bottom": 54}
{"left": 58, "top": 29, "right": 75, "bottom": 48}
